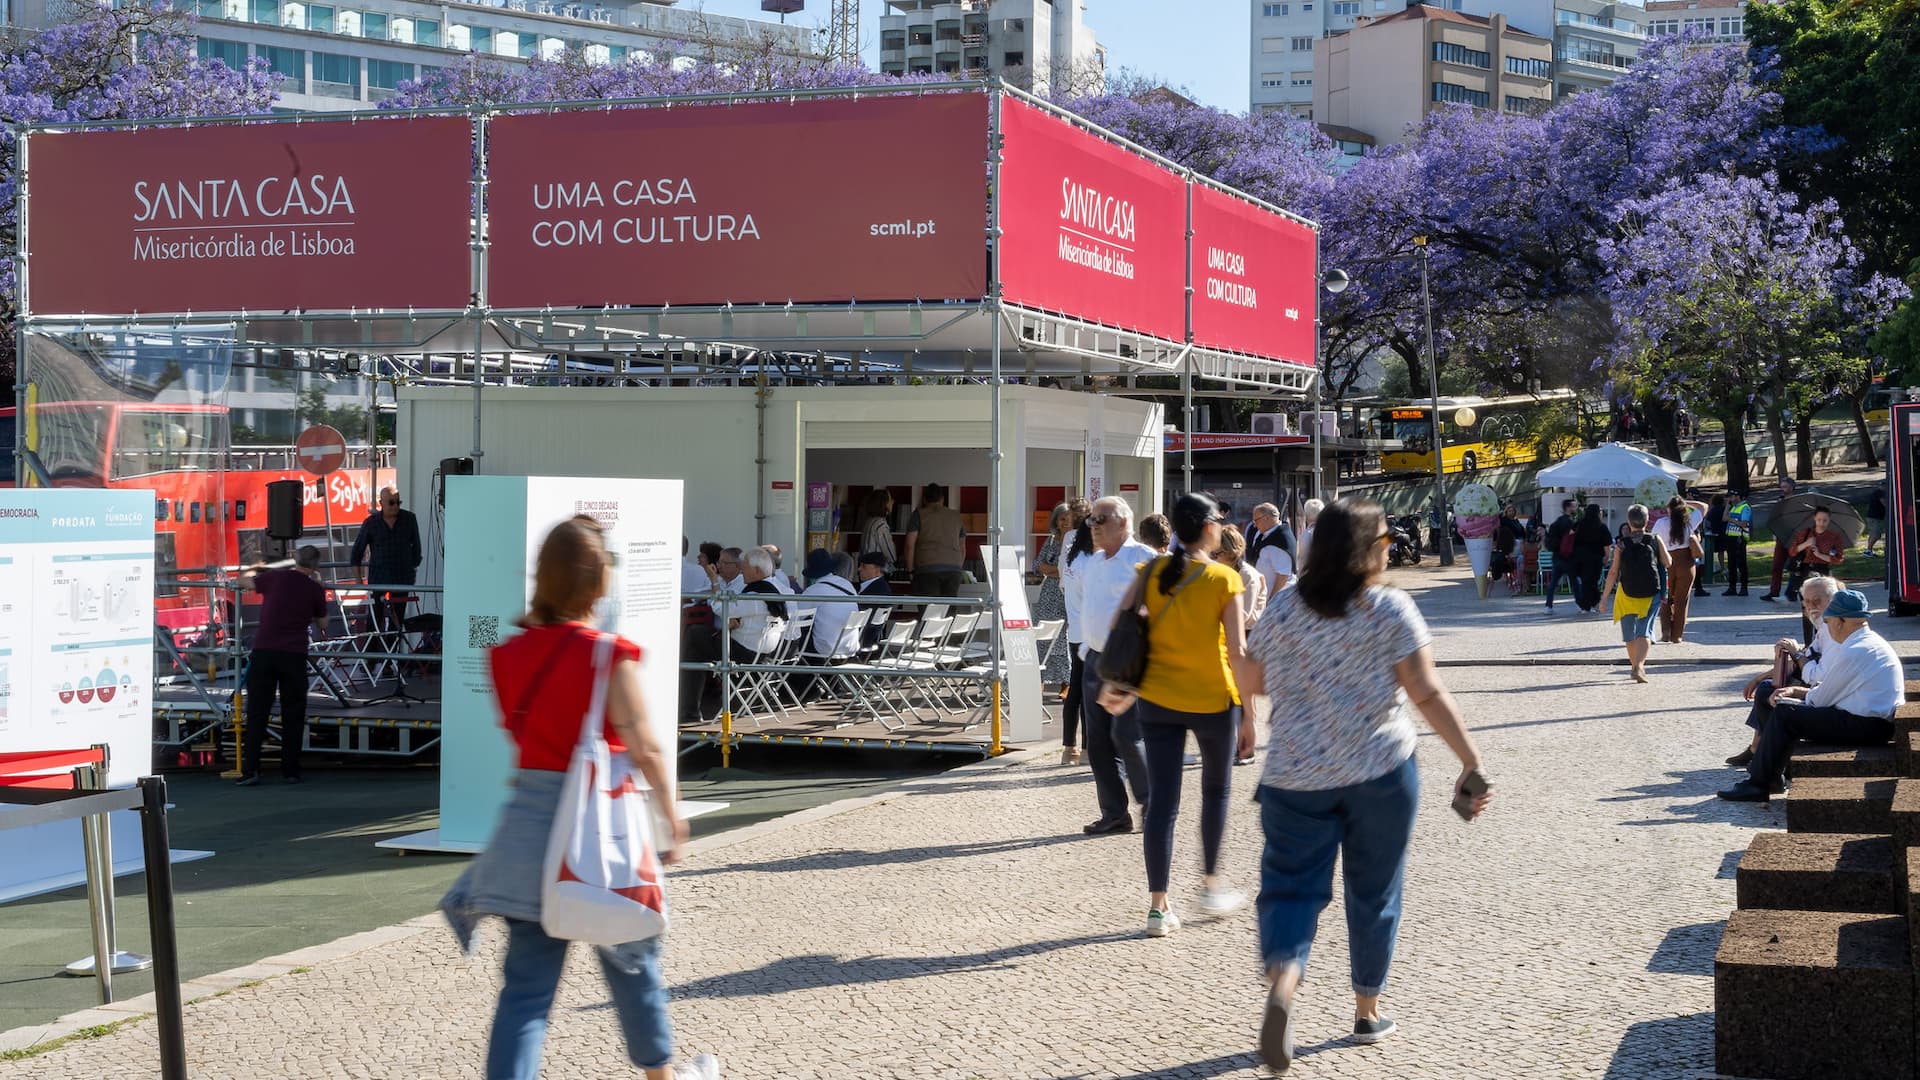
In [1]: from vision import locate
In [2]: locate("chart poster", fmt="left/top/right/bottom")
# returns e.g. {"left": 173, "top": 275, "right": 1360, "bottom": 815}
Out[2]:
{"left": 996, "top": 97, "right": 1188, "bottom": 342}
{"left": 24, "top": 117, "right": 473, "bottom": 316}
{"left": 440, "top": 476, "right": 683, "bottom": 848}
{"left": 487, "top": 94, "right": 989, "bottom": 309}
{"left": 1189, "top": 182, "right": 1318, "bottom": 364}
{"left": 0, "top": 489, "right": 154, "bottom": 788}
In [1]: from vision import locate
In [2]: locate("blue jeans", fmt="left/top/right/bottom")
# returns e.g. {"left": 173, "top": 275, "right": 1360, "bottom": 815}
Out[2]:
{"left": 1138, "top": 701, "right": 1236, "bottom": 893}
{"left": 1255, "top": 755, "right": 1419, "bottom": 996}
{"left": 1544, "top": 562, "right": 1578, "bottom": 606}
{"left": 487, "top": 919, "right": 674, "bottom": 1079}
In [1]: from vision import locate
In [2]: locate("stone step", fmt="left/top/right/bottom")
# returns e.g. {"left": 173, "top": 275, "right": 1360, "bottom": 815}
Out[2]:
{"left": 1791, "top": 743, "right": 1904, "bottom": 779}
{"left": 1909, "top": 731, "right": 1920, "bottom": 780}
{"left": 1715, "top": 909, "right": 1914, "bottom": 1080}
{"left": 1891, "top": 780, "right": 1920, "bottom": 887}
{"left": 1736, "top": 833, "right": 1897, "bottom": 913}
{"left": 1787, "top": 776, "right": 1899, "bottom": 835}
{"left": 1900, "top": 701, "right": 1920, "bottom": 742}
{"left": 1906, "top": 680, "right": 1920, "bottom": 703}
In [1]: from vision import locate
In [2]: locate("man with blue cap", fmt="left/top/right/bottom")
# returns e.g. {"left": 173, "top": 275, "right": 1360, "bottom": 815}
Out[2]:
{"left": 1720, "top": 589, "right": 1904, "bottom": 801}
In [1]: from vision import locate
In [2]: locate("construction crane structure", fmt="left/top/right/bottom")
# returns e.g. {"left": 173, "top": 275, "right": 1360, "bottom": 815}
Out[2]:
{"left": 761, "top": 0, "right": 860, "bottom": 64}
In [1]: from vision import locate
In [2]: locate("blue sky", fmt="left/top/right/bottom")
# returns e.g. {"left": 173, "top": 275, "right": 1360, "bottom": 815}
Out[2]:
{"left": 684, "top": 1, "right": 1254, "bottom": 113}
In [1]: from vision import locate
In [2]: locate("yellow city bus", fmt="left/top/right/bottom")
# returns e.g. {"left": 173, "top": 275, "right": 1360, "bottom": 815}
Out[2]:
{"left": 1373, "top": 391, "right": 1581, "bottom": 475}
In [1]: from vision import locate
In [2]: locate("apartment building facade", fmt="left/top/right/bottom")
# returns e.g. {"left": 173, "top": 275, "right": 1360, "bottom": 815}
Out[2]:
{"left": 1249, "top": 0, "right": 1421, "bottom": 118}
{"left": 1644, "top": 0, "right": 1747, "bottom": 42}
{"left": 1312, "top": 4, "right": 1551, "bottom": 143}
{"left": 878, "top": 0, "right": 1104, "bottom": 96}
{"left": 6, "top": 0, "right": 817, "bottom": 112}
{"left": 1457, "top": 0, "right": 1645, "bottom": 98}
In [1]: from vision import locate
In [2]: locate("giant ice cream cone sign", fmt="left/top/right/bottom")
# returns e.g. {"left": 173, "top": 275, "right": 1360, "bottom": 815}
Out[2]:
{"left": 1635, "top": 476, "right": 1679, "bottom": 532}
{"left": 1455, "top": 483, "right": 1502, "bottom": 598}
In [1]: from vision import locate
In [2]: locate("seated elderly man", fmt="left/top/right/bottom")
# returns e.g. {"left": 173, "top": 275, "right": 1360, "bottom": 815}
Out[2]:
{"left": 1725, "top": 576, "right": 1841, "bottom": 768}
{"left": 795, "top": 550, "right": 860, "bottom": 658}
{"left": 1719, "top": 589, "right": 1903, "bottom": 802}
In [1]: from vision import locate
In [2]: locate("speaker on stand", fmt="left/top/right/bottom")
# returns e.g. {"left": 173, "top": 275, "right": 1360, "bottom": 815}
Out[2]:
{"left": 265, "top": 480, "right": 304, "bottom": 557}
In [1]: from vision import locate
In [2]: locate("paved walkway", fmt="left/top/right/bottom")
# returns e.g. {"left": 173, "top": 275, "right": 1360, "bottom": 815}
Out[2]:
{"left": 8, "top": 559, "right": 1911, "bottom": 1078}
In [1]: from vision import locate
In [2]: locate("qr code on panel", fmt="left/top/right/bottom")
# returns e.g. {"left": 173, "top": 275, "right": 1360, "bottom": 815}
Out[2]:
{"left": 468, "top": 615, "right": 501, "bottom": 650}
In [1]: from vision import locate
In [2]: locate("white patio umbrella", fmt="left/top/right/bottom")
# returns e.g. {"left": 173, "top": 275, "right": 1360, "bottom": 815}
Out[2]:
{"left": 1535, "top": 443, "right": 1700, "bottom": 492}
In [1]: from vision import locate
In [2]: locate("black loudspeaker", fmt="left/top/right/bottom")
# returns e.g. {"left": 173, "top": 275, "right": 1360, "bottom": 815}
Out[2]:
{"left": 266, "top": 480, "right": 305, "bottom": 541}
{"left": 438, "top": 457, "right": 475, "bottom": 506}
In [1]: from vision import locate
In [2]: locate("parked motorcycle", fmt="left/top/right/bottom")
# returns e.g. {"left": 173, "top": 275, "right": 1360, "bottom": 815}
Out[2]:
{"left": 1388, "top": 514, "right": 1424, "bottom": 567}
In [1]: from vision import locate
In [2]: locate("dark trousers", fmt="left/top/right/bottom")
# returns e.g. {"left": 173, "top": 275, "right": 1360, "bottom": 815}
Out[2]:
{"left": 1722, "top": 538, "right": 1749, "bottom": 590}
{"left": 1544, "top": 560, "right": 1579, "bottom": 607}
{"left": 243, "top": 648, "right": 309, "bottom": 779}
{"left": 1573, "top": 552, "right": 1605, "bottom": 611}
{"left": 1768, "top": 541, "right": 1790, "bottom": 594}
{"left": 1138, "top": 701, "right": 1236, "bottom": 893}
{"left": 1746, "top": 690, "right": 1893, "bottom": 787}
{"left": 1061, "top": 649, "right": 1085, "bottom": 748}
{"left": 1081, "top": 649, "right": 1148, "bottom": 820}
{"left": 912, "top": 570, "right": 964, "bottom": 598}
{"left": 679, "top": 625, "right": 722, "bottom": 720}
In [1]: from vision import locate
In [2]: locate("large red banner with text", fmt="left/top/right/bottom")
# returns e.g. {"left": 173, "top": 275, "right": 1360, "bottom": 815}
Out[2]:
{"left": 25, "top": 118, "right": 473, "bottom": 316}
{"left": 1189, "top": 183, "right": 1317, "bottom": 364}
{"left": 996, "top": 97, "right": 1187, "bottom": 342}
{"left": 486, "top": 94, "right": 988, "bottom": 309}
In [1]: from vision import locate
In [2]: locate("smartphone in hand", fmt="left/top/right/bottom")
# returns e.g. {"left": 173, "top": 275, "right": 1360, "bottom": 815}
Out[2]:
{"left": 1452, "top": 769, "right": 1489, "bottom": 821}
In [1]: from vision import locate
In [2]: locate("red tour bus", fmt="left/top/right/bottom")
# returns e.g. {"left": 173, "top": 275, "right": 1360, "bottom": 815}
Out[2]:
{"left": 2, "top": 401, "right": 393, "bottom": 633}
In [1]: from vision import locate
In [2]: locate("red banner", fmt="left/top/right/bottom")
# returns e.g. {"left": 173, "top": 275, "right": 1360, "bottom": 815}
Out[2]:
{"left": 996, "top": 98, "right": 1187, "bottom": 342}
{"left": 1189, "top": 183, "right": 1317, "bottom": 364}
{"left": 25, "top": 118, "right": 473, "bottom": 316}
{"left": 1164, "top": 432, "right": 1310, "bottom": 452}
{"left": 487, "top": 94, "right": 987, "bottom": 309}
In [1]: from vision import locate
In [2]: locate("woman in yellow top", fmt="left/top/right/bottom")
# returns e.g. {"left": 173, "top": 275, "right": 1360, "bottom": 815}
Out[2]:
{"left": 1102, "top": 492, "right": 1263, "bottom": 938}
{"left": 1600, "top": 503, "right": 1671, "bottom": 683}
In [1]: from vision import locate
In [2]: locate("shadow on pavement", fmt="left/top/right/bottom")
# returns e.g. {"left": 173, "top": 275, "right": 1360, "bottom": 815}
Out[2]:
{"left": 1611, "top": 768, "right": 1787, "bottom": 828}
{"left": 1602, "top": 1011, "right": 1716, "bottom": 1079}
{"left": 1049, "top": 1050, "right": 1264, "bottom": 1079}
{"left": 671, "top": 832, "right": 1089, "bottom": 877}
{"left": 1647, "top": 919, "right": 1726, "bottom": 976}
{"left": 643, "top": 929, "right": 1138, "bottom": 1001}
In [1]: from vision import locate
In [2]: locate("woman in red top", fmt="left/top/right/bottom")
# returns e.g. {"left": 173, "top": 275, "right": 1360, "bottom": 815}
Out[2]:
{"left": 444, "top": 516, "right": 713, "bottom": 1080}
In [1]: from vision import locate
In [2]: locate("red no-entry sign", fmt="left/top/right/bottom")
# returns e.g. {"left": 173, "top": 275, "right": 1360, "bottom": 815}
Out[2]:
{"left": 295, "top": 425, "right": 347, "bottom": 477}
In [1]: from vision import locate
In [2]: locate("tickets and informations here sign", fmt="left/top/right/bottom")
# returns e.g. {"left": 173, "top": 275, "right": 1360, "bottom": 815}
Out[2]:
{"left": 435, "top": 476, "right": 684, "bottom": 849}
{"left": 24, "top": 117, "right": 473, "bottom": 316}
{"left": 486, "top": 94, "right": 989, "bottom": 309}
{"left": 0, "top": 489, "right": 155, "bottom": 788}
{"left": 1189, "top": 182, "right": 1318, "bottom": 364}
{"left": 996, "top": 96, "right": 1188, "bottom": 342}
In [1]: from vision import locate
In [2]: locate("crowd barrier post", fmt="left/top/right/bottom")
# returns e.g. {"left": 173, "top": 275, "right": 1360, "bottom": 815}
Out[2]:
{"left": 62, "top": 744, "right": 154, "bottom": 992}
{"left": 139, "top": 776, "right": 189, "bottom": 1080}
{"left": 990, "top": 679, "right": 1004, "bottom": 757}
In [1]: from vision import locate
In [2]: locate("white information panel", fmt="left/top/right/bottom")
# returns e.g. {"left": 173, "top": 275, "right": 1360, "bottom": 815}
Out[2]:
{"left": 406, "top": 476, "right": 684, "bottom": 852}
{"left": 0, "top": 489, "right": 154, "bottom": 784}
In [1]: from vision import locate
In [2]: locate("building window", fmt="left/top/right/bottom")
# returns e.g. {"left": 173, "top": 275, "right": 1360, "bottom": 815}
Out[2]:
{"left": 196, "top": 37, "right": 248, "bottom": 68}
{"left": 1262, "top": 2, "right": 1288, "bottom": 14}
{"left": 1261, "top": 74, "right": 1288, "bottom": 88}
{"left": 312, "top": 50, "right": 359, "bottom": 97}
{"left": 1291, "top": 73, "right": 1312, "bottom": 86}
{"left": 467, "top": 25, "right": 491, "bottom": 52}
{"left": 367, "top": 59, "right": 414, "bottom": 89}
{"left": 197, "top": 0, "right": 223, "bottom": 19}
{"left": 246, "top": 0, "right": 275, "bottom": 23}
{"left": 1291, "top": 35, "right": 1314, "bottom": 50}
{"left": 1432, "top": 41, "right": 1490, "bottom": 68}
{"left": 305, "top": 4, "right": 333, "bottom": 31}
{"left": 1004, "top": 51, "right": 1024, "bottom": 66}
{"left": 1505, "top": 55, "right": 1551, "bottom": 78}
{"left": 413, "top": 19, "right": 439, "bottom": 46}
{"left": 259, "top": 45, "right": 304, "bottom": 90}
{"left": 1261, "top": 36, "right": 1289, "bottom": 51}
{"left": 1331, "top": 2, "right": 1360, "bottom": 14}
{"left": 1720, "top": 16, "right": 1743, "bottom": 37}
{"left": 1647, "top": 18, "right": 1679, "bottom": 35}
{"left": 1432, "top": 81, "right": 1490, "bottom": 107}
{"left": 1504, "top": 94, "right": 1543, "bottom": 114}
{"left": 361, "top": 11, "right": 387, "bottom": 38}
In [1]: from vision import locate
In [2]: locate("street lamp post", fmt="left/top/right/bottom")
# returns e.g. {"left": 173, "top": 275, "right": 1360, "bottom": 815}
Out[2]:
{"left": 1313, "top": 268, "right": 1350, "bottom": 503}
{"left": 1415, "top": 236, "right": 1454, "bottom": 566}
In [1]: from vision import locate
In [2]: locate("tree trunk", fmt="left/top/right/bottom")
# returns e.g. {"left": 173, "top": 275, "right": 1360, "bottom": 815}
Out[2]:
{"left": 1643, "top": 398, "right": 1682, "bottom": 463}
{"left": 1766, "top": 405, "right": 1789, "bottom": 481}
{"left": 1794, "top": 413, "right": 1816, "bottom": 481}
{"left": 1850, "top": 394, "right": 1881, "bottom": 469}
{"left": 1719, "top": 408, "right": 1751, "bottom": 493}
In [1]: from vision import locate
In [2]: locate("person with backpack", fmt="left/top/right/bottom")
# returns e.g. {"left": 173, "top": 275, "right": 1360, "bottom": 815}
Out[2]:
{"left": 1542, "top": 498, "right": 1580, "bottom": 610}
{"left": 1600, "top": 504, "right": 1672, "bottom": 682}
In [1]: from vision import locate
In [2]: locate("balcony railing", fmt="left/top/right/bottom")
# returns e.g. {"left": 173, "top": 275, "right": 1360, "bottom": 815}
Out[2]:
{"left": 310, "top": 79, "right": 362, "bottom": 98}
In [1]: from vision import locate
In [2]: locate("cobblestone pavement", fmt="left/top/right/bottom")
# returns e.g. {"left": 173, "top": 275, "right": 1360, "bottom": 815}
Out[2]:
{"left": 7, "top": 563, "right": 1895, "bottom": 1079}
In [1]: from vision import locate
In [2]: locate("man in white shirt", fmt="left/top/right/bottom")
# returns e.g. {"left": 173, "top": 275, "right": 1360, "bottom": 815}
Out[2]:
{"left": 1076, "top": 496, "right": 1157, "bottom": 835}
{"left": 1725, "top": 576, "right": 1839, "bottom": 767}
{"left": 1720, "top": 589, "right": 1902, "bottom": 802}
{"left": 796, "top": 550, "right": 860, "bottom": 659}
{"left": 1246, "top": 502, "right": 1297, "bottom": 595}
{"left": 728, "top": 547, "right": 788, "bottom": 656}
{"left": 681, "top": 536, "right": 713, "bottom": 599}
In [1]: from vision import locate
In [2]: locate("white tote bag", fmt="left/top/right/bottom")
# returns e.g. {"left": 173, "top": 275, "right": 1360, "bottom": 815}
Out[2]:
{"left": 539, "top": 633, "right": 670, "bottom": 945}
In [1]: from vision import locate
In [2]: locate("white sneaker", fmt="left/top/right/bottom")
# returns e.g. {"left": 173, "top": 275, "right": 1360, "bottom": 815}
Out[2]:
{"left": 673, "top": 1053, "right": 720, "bottom": 1080}
{"left": 1145, "top": 908, "right": 1181, "bottom": 937}
{"left": 1198, "top": 887, "right": 1246, "bottom": 917}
